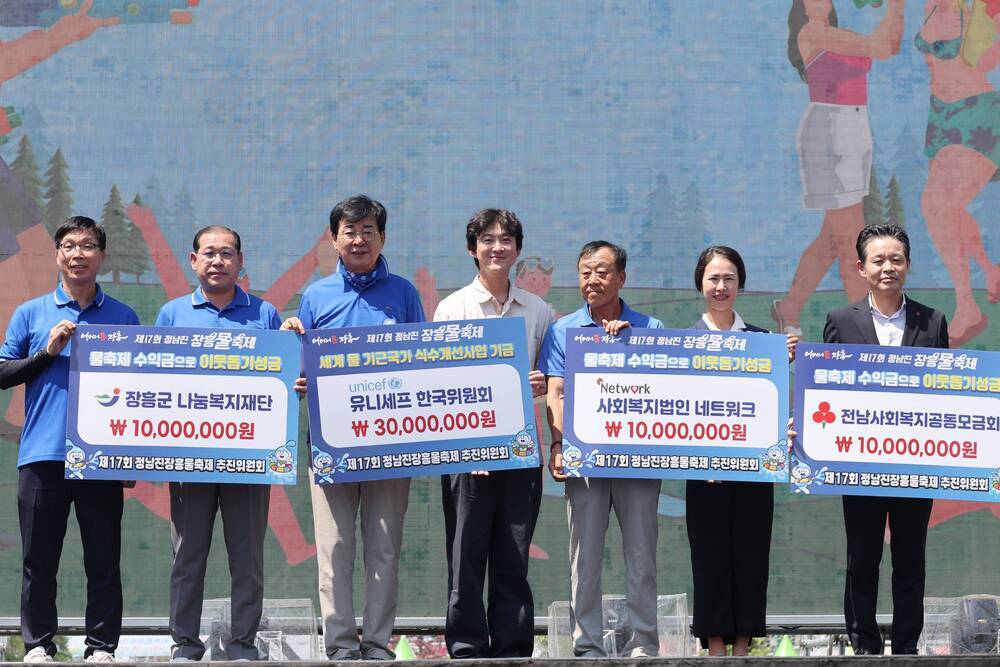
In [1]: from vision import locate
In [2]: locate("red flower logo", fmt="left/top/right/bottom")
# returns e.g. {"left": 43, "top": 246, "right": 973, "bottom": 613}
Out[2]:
{"left": 812, "top": 401, "right": 836, "bottom": 429}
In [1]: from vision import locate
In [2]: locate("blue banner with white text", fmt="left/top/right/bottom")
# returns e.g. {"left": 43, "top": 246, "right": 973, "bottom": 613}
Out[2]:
{"left": 304, "top": 317, "right": 540, "bottom": 482}
{"left": 66, "top": 324, "right": 301, "bottom": 484}
{"left": 563, "top": 327, "right": 790, "bottom": 481}
{"left": 792, "top": 343, "right": 1000, "bottom": 500}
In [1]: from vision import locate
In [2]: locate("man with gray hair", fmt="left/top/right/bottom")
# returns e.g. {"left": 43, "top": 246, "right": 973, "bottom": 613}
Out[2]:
{"left": 539, "top": 240, "right": 663, "bottom": 658}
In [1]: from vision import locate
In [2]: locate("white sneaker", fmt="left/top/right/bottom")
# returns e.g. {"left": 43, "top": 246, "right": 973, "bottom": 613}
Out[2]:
{"left": 85, "top": 650, "right": 116, "bottom": 663}
{"left": 23, "top": 647, "right": 53, "bottom": 663}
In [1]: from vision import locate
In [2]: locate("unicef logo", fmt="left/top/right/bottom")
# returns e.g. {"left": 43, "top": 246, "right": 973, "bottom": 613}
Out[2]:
{"left": 348, "top": 376, "right": 402, "bottom": 393}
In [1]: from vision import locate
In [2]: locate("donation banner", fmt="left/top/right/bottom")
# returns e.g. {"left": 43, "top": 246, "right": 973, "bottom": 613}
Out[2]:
{"left": 792, "top": 343, "right": 1000, "bottom": 501}
{"left": 563, "top": 327, "right": 790, "bottom": 481}
{"left": 66, "top": 325, "right": 301, "bottom": 484}
{"left": 304, "top": 318, "right": 540, "bottom": 482}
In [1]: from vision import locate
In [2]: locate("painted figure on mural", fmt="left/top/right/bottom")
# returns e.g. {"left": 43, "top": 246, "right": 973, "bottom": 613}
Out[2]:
{"left": 515, "top": 255, "right": 560, "bottom": 318}
{"left": 918, "top": 0, "right": 1000, "bottom": 346}
{"left": 773, "top": 0, "right": 905, "bottom": 335}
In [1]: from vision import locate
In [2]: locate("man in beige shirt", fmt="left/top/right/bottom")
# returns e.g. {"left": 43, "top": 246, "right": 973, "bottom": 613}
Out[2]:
{"left": 433, "top": 209, "right": 553, "bottom": 658}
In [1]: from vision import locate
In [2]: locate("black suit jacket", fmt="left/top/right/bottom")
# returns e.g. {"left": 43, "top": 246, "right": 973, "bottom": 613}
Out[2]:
{"left": 822, "top": 296, "right": 949, "bottom": 349}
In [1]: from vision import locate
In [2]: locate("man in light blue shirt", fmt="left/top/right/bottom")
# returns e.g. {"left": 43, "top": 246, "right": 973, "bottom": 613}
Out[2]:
{"left": 0, "top": 216, "right": 139, "bottom": 663}
{"left": 538, "top": 240, "right": 664, "bottom": 658}
{"left": 155, "top": 225, "right": 287, "bottom": 662}
{"left": 286, "top": 194, "right": 424, "bottom": 660}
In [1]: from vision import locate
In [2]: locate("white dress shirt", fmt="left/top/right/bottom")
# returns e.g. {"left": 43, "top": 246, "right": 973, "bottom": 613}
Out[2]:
{"left": 700, "top": 310, "right": 747, "bottom": 332}
{"left": 868, "top": 293, "right": 906, "bottom": 347}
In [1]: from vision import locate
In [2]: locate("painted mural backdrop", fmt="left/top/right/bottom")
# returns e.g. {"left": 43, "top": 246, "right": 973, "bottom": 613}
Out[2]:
{"left": 0, "top": 0, "right": 997, "bottom": 617}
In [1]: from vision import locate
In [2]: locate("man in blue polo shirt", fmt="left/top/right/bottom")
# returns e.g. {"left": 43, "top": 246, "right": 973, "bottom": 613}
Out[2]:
{"left": 155, "top": 225, "right": 289, "bottom": 662}
{"left": 285, "top": 194, "right": 424, "bottom": 660}
{"left": 0, "top": 216, "right": 140, "bottom": 663}
{"left": 538, "top": 240, "right": 664, "bottom": 658}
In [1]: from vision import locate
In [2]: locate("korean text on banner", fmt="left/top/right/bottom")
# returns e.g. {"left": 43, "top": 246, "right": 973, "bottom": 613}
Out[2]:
{"left": 66, "top": 324, "right": 301, "bottom": 484}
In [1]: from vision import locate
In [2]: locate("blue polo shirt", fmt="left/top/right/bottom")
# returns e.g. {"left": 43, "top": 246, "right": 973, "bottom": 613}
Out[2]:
{"left": 155, "top": 285, "right": 282, "bottom": 330}
{"left": 538, "top": 299, "right": 664, "bottom": 378}
{"left": 298, "top": 256, "right": 425, "bottom": 329}
{"left": 0, "top": 284, "right": 140, "bottom": 466}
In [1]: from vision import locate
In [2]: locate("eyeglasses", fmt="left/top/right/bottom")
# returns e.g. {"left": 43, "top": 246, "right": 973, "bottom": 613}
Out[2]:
{"left": 198, "top": 249, "right": 239, "bottom": 262}
{"left": 339, "top": 228, "right": 379, "bottom": 241}
{"left": 517, "top": 257, "right": 554, "bottom": 275}
{"left": 58, "top": 242, "right": 100, "bottom": 255}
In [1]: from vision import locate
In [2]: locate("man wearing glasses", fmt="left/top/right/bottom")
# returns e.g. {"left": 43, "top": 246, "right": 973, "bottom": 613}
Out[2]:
{"left": 155, "top": 226, "right": 292, "bottom": 661}
{"left": 284, "top": 194, "right": 424, "bottom": 660}
{"left": 0, "top": 216, "right": 140, "bottom": 663}
{"left": 432, "top": 209, "right": 553, "bottom": 658}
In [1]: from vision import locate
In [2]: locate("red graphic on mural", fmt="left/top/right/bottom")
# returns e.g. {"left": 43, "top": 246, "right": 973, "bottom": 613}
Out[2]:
{"left": 0, "top": 1, "right": 125, "bottom": 427}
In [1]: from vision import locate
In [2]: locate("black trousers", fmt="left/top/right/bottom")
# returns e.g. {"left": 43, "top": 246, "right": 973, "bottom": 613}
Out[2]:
{"left": 842, "top": 494, "right": 933, "bottom": 655}
{"left": 18, "top": 462, "right": 123, "bottom": 657}
{"left": 685, "top": 480, "right": 773, "bottom": 648}
{"left": 168, "top": 482, "right": 270, "bottom": 660}
{"left": 441, "top": 466, "right": 542, "bottom": 658}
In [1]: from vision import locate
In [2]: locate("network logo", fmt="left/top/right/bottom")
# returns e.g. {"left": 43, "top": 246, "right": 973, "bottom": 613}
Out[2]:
{"left": 95, "top": 388, "right": 121, "bottom": 407}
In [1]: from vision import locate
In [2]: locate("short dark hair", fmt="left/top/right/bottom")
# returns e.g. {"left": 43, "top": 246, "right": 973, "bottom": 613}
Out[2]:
{"left": 465, "top": 209, "right": 524, "bottom": 268}
{"left": 788, "top": 0, "right": 838, "bottom": 82}
{"left": 54, "top": 216, "right": 106, "bottom": 251}
{"left": 329, "top": 194, "right": 387, "bottom": 236}
{"left": 192, "top": 225, "right": 242, "bottom": 253}
{"left": 856, "top": 224, "right": 910, "bottom": 262}
{"left": 693, "top": 245, "right": 746, "bottom": 290}
{"left": 578, "top": 240, "right": 627, "bottom": 272}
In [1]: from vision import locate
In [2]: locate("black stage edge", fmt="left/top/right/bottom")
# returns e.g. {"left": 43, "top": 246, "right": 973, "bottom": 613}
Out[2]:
{"left": 7, "top": 658, "right": 1000, "bottom": 666}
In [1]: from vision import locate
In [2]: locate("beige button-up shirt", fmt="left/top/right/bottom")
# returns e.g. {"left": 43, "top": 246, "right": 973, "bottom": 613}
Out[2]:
{"left": 433, "top": 276, "right": 555, "bottom": 369}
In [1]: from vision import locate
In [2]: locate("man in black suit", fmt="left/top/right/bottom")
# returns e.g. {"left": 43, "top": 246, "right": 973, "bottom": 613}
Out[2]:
{"left": 823, "top": 223, "right": 949, "bottom": 655}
